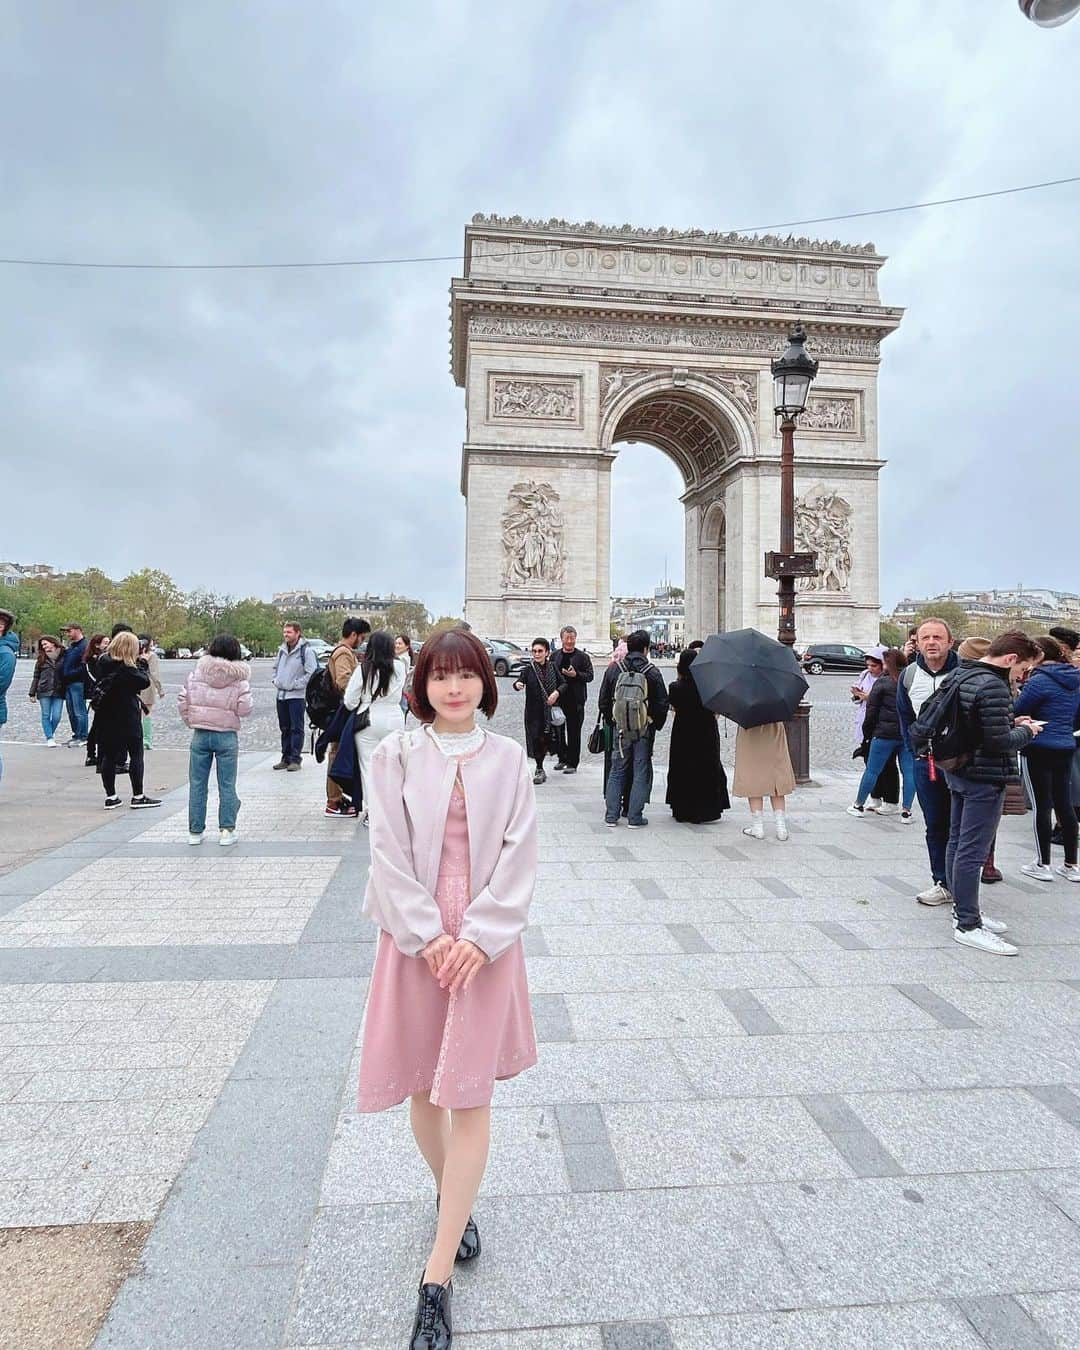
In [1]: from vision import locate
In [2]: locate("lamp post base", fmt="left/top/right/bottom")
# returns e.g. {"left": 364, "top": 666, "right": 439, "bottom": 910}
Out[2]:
{"left": 784, "top": 700, "right": 812, "bottom": 785}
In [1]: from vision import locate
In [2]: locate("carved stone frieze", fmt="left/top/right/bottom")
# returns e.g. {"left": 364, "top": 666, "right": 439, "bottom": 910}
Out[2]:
{"left": 600, "top": 366, "right": 653, "bottom": 405}
{"left": 470, "top": 315, "right": 880, "bottom": 362}
{"left": 487, "top": 373, "right": 581, "bottom": 425}
{"left": 800, "top": 394, "right": 860, "bottom": 435}
{"left": 501, "top": 480, "right": 566, "bottom": 589}
{"left": 699, "top": 370, "right": 758, "bottom": 414}
{"left": 470, "top": 212, "right": 877, "bottom": 256}
{"left": 795, "top": 483, "right": 853, "bottom": 593}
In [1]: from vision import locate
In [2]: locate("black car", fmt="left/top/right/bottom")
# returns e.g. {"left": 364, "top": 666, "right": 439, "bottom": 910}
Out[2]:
{"left": 483, "top": 639, "right": 528, "bottom": 678}
{"left": 800, "top": 643, "right": 867, "bottom": 675}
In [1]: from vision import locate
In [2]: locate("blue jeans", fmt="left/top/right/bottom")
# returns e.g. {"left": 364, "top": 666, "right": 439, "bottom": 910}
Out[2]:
{"left": 605, "top": 736, "right": 652, "bottom": 825}
{"left": 39, "top": 696, "right": 65, "bottom": 740}
{"left": 188, "top": 729, "right": 240, "bottom": 833}
{"left": 856, "top": 737, "right": 916, "bottom": 810}
{"left": 276, "top": 697, "right": 305, "bottom": 763}
{"left": 944, "top": 773, "right": 1005, "bottom": 929}
{"left": 65, "top": 683, "right": 89, "bottom": 741}
{"left": 913, "top": 755, "right": 951, "bottom": 885}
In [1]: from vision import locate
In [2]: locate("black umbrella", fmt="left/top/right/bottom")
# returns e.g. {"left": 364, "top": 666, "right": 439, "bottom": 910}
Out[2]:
{"left": 690, "top": 628, "right": 809, "bottom": 729}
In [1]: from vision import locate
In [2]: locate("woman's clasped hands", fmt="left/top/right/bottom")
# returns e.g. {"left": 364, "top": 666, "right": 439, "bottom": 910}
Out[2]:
{"left": 421, "top": 934, "right": 487, "bottom": 992}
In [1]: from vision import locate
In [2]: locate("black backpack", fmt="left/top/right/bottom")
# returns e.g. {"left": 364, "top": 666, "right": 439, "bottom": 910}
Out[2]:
{"left": 909, "top": 668, "right": 983, "bottom": 769}
{"left": 305, "top": 663, "right": 341, "bottom": 729}
{"left": 87, "top": 670, "right": 118, "bottom": 710}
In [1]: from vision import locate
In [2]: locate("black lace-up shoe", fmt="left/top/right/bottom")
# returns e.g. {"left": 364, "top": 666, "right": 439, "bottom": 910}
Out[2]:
{"left": 435, "top": 1195, "right": 481, "bottom": 1263}
{"left": 409, "top": 1277, "right": 452, "bottom": 1348}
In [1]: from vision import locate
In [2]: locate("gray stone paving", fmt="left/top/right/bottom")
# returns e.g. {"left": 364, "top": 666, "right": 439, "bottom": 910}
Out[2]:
{"left": 1, "top": 750, "right": 1080, "bottom": 1347}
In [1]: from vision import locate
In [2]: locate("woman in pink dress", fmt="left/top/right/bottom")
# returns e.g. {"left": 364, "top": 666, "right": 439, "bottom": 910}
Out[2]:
{"left": 357, "top": 628, "right": 538, "bottom": 1348}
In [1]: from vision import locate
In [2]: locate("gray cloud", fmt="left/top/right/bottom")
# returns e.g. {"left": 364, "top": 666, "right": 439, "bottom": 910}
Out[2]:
{"left": 3, "top": 1, "right": 1078, "bottom": 619}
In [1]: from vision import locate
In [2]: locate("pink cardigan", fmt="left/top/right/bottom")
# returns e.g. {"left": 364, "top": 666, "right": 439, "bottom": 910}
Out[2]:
{"left": 178, "top": 656, "right": 253, "bottom": 732}
{"left": 364, "top": 726, "right": 537, "bottom": 962}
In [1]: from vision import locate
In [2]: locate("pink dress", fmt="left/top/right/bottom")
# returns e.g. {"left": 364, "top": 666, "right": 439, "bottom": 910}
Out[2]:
{"left": 357, "top": 746, "right": 538, "bottom": 1111}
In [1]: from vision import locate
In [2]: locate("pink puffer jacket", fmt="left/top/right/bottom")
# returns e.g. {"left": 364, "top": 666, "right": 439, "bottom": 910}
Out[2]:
{"left": 179, "top": 656, "right": 253, "bottom": 732}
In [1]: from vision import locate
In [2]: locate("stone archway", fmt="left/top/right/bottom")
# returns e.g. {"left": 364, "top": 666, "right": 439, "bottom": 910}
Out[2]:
{"left": 450, "top": 214, "right": 902, "bottom": 649}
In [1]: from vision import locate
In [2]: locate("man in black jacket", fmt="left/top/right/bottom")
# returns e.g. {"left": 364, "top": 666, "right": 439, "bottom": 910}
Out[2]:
{"left": 598, "top": 629, "right": 668, "bottom": 828}
{"left": 944, "top": 631, "right": 1042, "bottom": 955}
{"left": 59, "top": 622, "right": 89, "bottom": 746}
{"left": 552, "top": 625, "right": 594, "bottom": 774}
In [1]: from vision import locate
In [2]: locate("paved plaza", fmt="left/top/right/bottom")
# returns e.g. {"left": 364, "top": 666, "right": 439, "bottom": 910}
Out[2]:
{"left": 2, "top": 750, "right": 1080, "bottom": 1348}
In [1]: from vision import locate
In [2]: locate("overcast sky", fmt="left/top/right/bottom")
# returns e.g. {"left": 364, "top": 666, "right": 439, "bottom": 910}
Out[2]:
{"left": 4, "top": 1, "right": 1078, "bottom": 619}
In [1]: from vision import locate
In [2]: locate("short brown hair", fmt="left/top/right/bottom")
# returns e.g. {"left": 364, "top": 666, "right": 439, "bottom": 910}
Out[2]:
{"left": 882, "top": 648, "right": 907, "bottom": 679}
{"left": 986, "top": 630, "right": 1040, "bottom": 661}
{"left": 408, "top": 629, "right": 498, "bottom": 723}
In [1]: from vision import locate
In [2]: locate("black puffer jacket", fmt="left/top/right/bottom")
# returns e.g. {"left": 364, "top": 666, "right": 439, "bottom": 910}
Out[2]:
{"left": 950, "top": 659, "right": 1034, "bottom": 786}
{"left": 862, "top": 674, "right": 901, "bottom": 743}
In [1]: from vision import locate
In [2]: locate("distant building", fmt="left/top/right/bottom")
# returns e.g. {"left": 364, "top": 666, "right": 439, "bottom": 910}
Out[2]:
{"left": 0, "top": 562, "right": 61, "bottom": 587}
{"left": 612, "top": 584, "right": 686, "bottom": 647}
{"left": 271, "top": 590, "right": 423, "bottom": 625}
{"left": 892, "top": 588, "right": 1080, "bottom": 626}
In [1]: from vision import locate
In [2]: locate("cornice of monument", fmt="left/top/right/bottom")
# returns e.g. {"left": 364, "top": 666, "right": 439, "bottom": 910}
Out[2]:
{"left": 468, "top": 212, "right": 882, "bottom": 260}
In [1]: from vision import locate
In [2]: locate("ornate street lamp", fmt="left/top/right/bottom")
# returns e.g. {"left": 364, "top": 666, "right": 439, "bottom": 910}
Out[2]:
{"left": 766, "top": 326, "right": 819, "bottom": 650}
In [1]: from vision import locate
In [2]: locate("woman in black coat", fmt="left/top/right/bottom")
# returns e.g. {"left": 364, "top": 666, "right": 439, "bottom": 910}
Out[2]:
{"left": 93, "top": 631, "right": 161, "bottom": 810}
{"left": 665, "top": 648, "right": 731, "bottom": 823}
{"left": 512, "top": 638, "right": 567, "bottom": 785}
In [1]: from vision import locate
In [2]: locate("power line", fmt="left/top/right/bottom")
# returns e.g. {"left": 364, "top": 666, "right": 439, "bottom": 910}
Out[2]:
{"left": 0, "top": 174, "right": 1076, "bottom": 271}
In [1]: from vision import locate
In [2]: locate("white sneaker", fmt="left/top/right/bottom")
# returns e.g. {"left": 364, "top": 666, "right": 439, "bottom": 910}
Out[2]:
{"left": 46, "top": 737, "right": 58, "bottom": 747}
{"left": 917, "top": 882, "right": 952, "bottom": 907}
{"left": 742, "top": 815, "right": 765, "bottom": 841}
{"left": 846, "top": 804, "right": 865, "bottom": 818}
{"left": 774, "top": 813, "right": 789, "bottom": 842}
{"left": 874, "top": 802, "right": 899, "bottom": 816}
{"left": 219, "top": 829, "right": 237, "bottom": 847}
{"left": 1021, "top": 861, "right": 1055, "bottom": 883}
{"left": 954, "top": 914, "right": 1009, "bottom": 934}
{"left": 1055, "top": 864, "right": 1080, "bottom": 883}
{"left": 188, "top": 833, "right": 204, "bottom": 846}
{"left": 901, "top": 809, "right": 913, "bottom": 823}
{"left": 953, "top": 925, "right": 1018, "bottom": 956}
{"left": 867, "top": 797, "right": 882, "bottom": 812}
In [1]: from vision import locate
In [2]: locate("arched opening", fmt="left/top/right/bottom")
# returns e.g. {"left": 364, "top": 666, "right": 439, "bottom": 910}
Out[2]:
{"left": 608, "top": 388, "right": 740, "bottom": 644}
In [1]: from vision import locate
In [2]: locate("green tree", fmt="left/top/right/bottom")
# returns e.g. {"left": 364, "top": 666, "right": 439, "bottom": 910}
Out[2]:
{"left": 914, "top": 601, "right": 969, "bottom": 640}
{"left": 428, "top": 615, "right": 465, "bottom": 635}
{"left": 879, "top": 620, "right": 904, "bottom": 648}
{"left": 118, "top": 569, "right": 187, "bottom": 637}
{"left": 385, "top": 601, "right": 431, "bottom": 639}
{"left": 222, "top": 598, "right": 284, "bottom": 656}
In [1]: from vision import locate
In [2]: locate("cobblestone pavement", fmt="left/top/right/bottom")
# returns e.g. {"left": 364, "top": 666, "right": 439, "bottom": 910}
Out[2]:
{"left": 2, "top": 750, "right": 1080, "bottom": 1347}
{"left": 3, "top": 659, "right": 860, "bottom": 771}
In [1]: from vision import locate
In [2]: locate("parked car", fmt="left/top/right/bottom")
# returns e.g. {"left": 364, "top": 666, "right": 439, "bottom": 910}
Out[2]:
{"left": 176, "top": 648, "right": 192, "bottom": 659}
{"left": 482, "top": 639, "right": 527, "bottom": 678}
{"left": 800, "top": 643, "right": 867, "bottom": 675}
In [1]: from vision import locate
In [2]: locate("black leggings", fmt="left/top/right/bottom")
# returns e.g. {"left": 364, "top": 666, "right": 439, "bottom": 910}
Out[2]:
{"left": 102, "top": 736, "right": 145, "bottom": 798}
{"left": 1021, "top": 747, "right": 1078, "bottom": 866}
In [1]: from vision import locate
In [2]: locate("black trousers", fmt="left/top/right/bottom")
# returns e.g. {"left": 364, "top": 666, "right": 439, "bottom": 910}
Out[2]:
{"left": 102, "top": 735, "right": 144, "bottom": 797}
{"left": 1022, "top": 746, "right": 1078, "bottom": 866}
{"left": 562, "top": 702, "right": 586, "bottom": 768}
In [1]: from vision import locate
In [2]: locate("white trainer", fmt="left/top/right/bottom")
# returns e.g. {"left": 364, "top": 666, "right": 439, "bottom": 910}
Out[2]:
{"left": 775, "top": 813, "right": 789, "bottom": 842}
{"left": 1056, "top": 864, "right": 1080, "bottom": 883}
{"left": 742, "top": 815, "right": 765, "bottom": 841}
{"left": 900, "top": 809, "right": 913, "bottom": 823}
{"left": 917, "top": 882, "right": 952, "bottom": 906}
{"left": 1021, "top": 861, "right": 1055, "bottom": 883}
{"left": 187, "top": 833, "right": 204, "bottom": 846}
{"left": 845, "top": 804, "right": 865, "bottom": 818}
{"left": 874, "top": 802, "right": 899, "bottom": 816}
{"left": 867, "top": 797, "right": 883, "bottom": 812}
{"left": 953, "top": 926, "right": 1018, "bottom": 956}
{"left": 46, "top": 737, "right": 58, "bottom": 747}
{"left": 219, "top": 829, "right": 238, "bottom": 848}
{"left": 954, "top": 914, "right": 1008, "bottom": 934}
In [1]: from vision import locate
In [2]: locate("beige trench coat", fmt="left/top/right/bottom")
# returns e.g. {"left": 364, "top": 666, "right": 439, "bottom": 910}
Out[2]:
{"left": 732, "top": 721, "right": 796, "bottom": 799}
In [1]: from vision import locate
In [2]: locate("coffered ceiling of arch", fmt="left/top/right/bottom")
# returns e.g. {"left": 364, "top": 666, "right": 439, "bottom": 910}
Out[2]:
{"left": 611, "top": 394, "right": 738, "bottom": 488}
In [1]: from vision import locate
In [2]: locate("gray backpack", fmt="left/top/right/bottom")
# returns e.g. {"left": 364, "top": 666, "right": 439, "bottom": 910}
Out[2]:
{"left": 612, "top": 660, "right": 653, "bottom": 744}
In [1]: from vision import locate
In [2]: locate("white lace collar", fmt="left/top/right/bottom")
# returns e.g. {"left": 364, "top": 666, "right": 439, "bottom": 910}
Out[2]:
{"left": 424, "top": 724, "right": 487, "bottom": 758}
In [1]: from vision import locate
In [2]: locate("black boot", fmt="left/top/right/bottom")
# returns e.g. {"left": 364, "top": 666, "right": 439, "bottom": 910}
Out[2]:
{"left": 409, "top": 1277, "right": 452, "bottom": 1349}
{"left": 436, "top": 1194, "right": 481, "bottom": 1263}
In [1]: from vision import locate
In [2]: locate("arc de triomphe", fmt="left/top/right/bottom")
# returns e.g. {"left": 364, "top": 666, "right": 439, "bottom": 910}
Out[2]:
{"left": 450, "top": 214, "right": 903, "bottom": 650}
